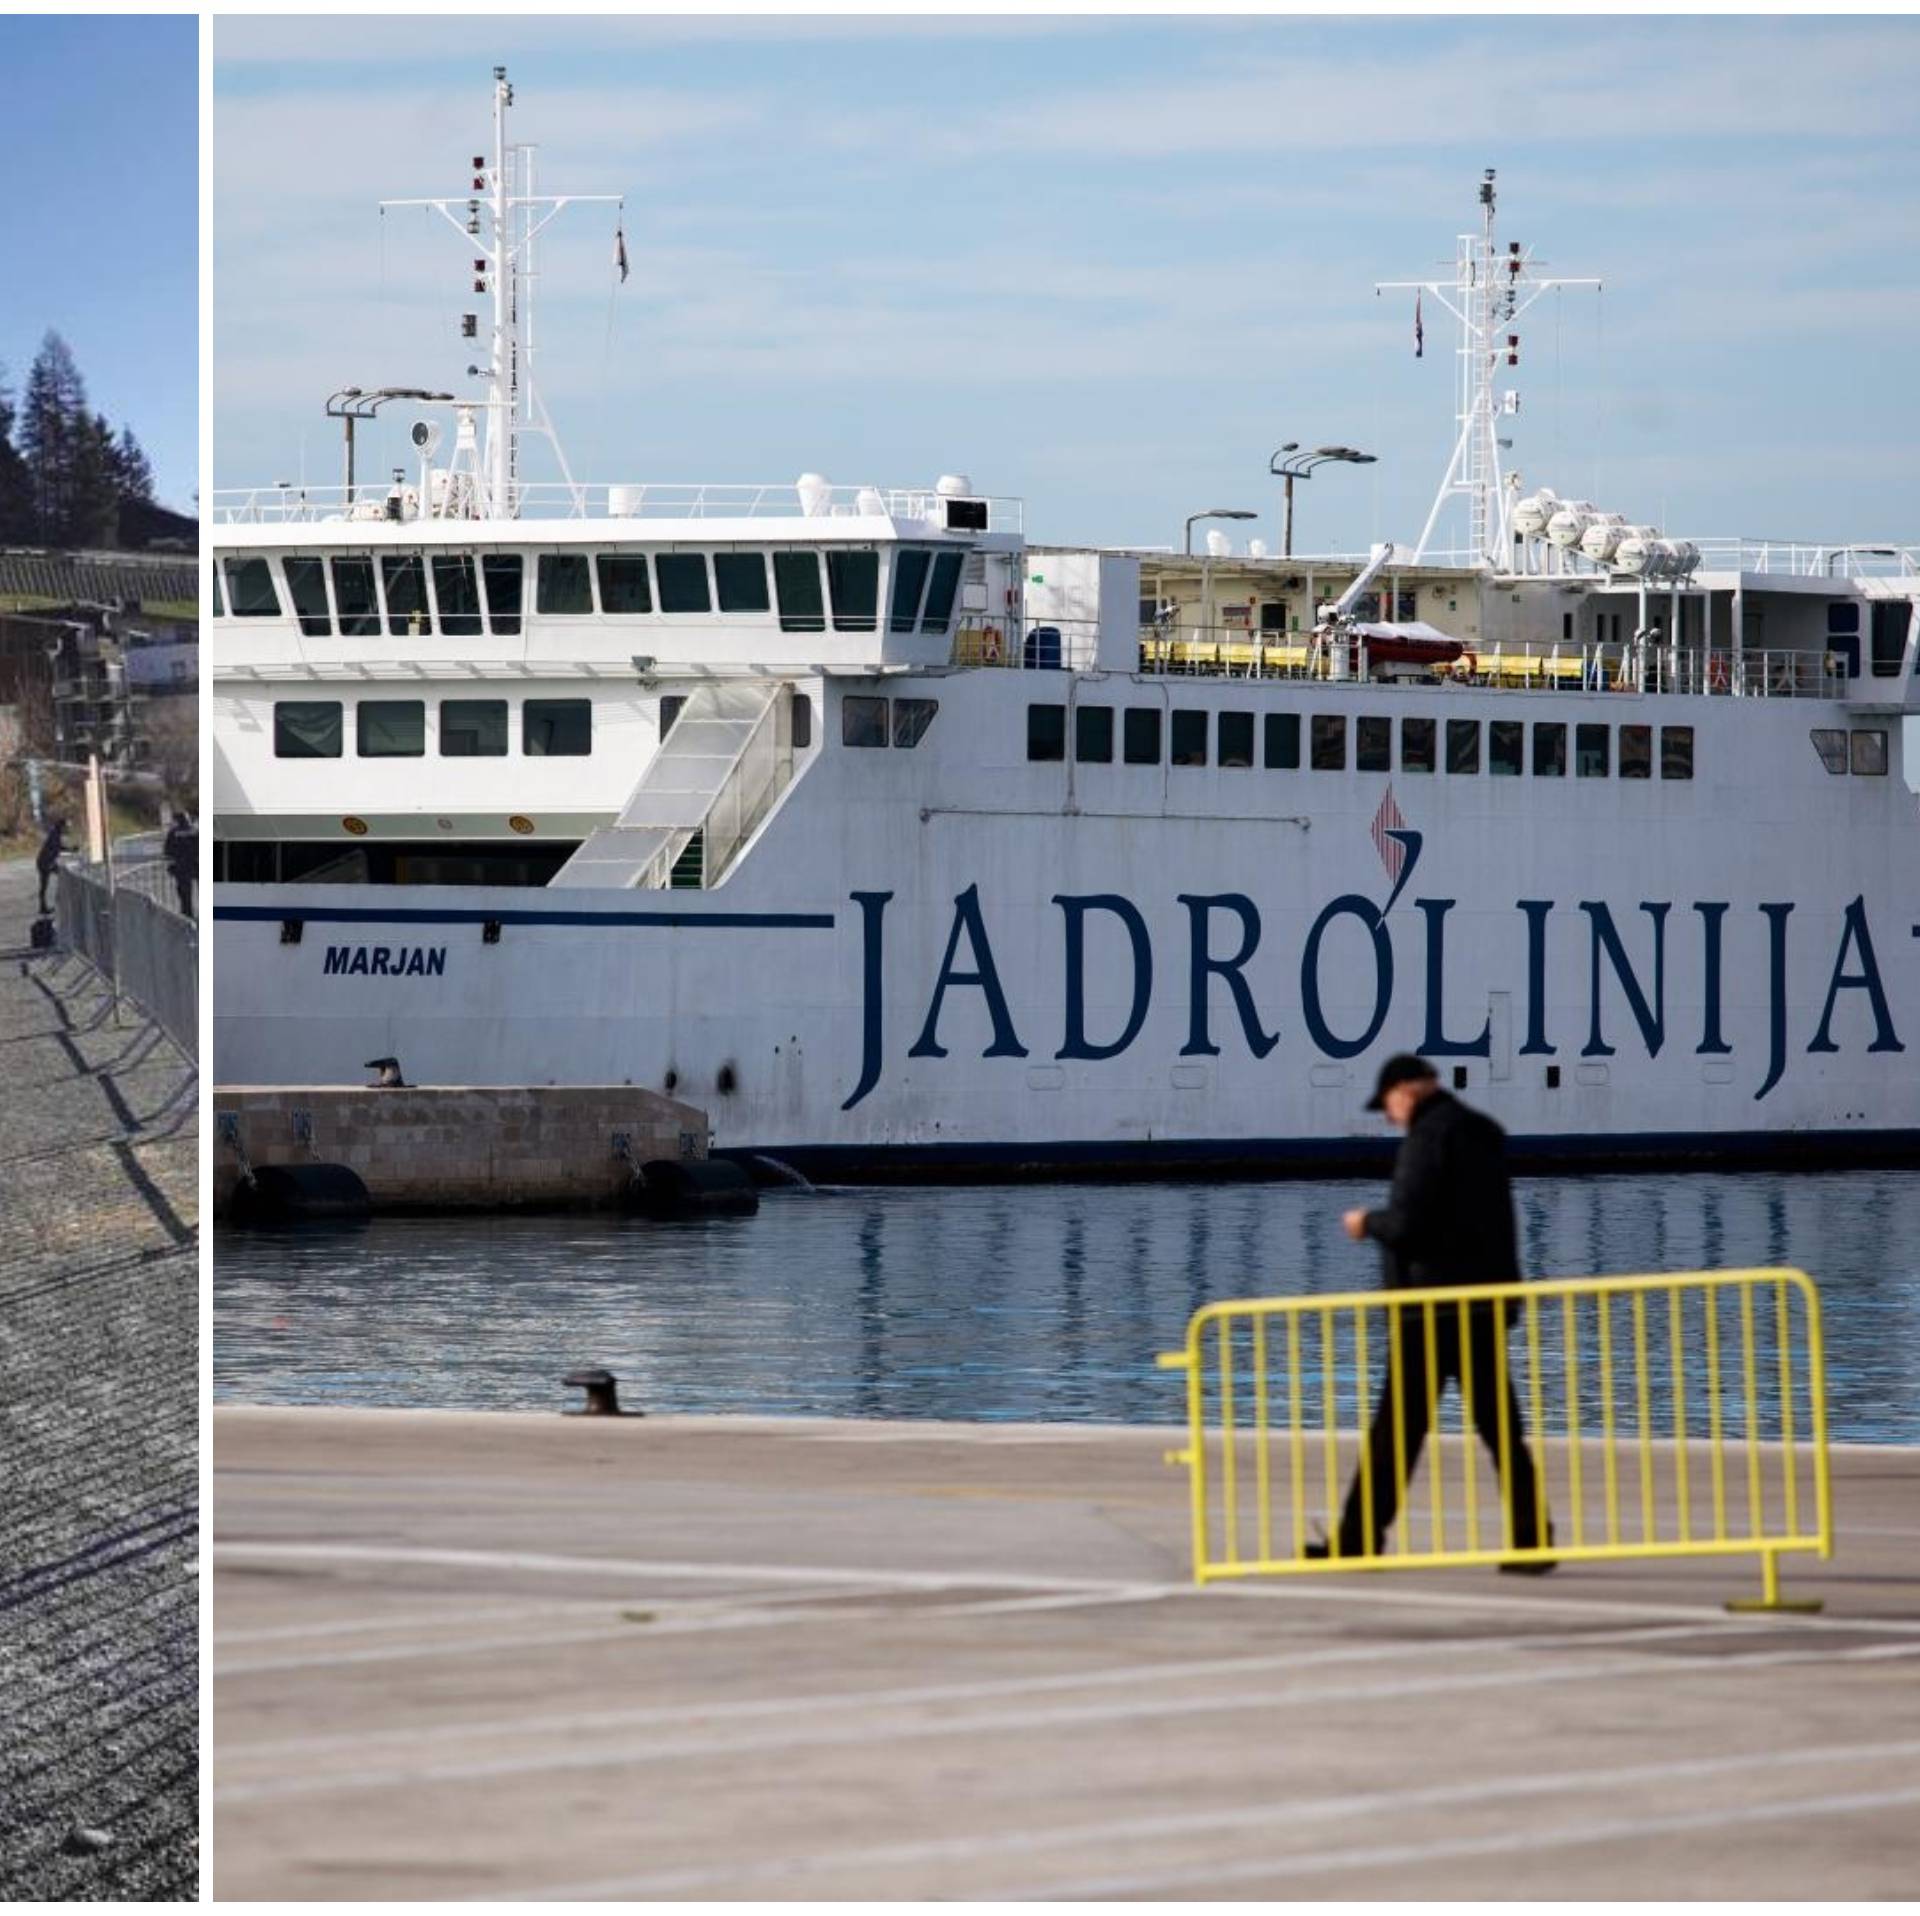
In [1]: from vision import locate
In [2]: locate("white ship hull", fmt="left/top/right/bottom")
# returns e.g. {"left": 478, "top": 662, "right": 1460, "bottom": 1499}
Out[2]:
{"left": 213, "top": 670, "right": 1920, "bottom": 1174}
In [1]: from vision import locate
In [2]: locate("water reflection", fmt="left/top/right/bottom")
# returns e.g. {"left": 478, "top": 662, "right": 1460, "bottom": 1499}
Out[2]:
{"left": 214, "top": 1169, "right": 1920, "bottom": 1442}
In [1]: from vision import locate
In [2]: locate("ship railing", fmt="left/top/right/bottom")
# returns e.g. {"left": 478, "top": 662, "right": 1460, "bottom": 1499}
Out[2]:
{"left": 1687, "top": 539, "right": 1920, "bottom": 580}
{"left": 210, "top": 481, "right": 1024, "bottom": 533}
{"left": 1130, "top": 624, "right": 1847, "bottom": 699}
{"left": 951, "top": 616, "right": 1103, "bottom": 672}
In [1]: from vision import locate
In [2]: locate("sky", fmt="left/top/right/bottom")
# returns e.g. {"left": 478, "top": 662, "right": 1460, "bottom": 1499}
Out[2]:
{"left": 214, "top": 14, "right": 1920, "bottom": 554}
{"left": 0, "top": 15, "right": 198, "bottom": 516}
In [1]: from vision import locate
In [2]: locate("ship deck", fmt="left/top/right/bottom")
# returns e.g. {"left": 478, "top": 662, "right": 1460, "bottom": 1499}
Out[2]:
{"left": 212, "top": 1405, "right": 1920, "bottom": 1900}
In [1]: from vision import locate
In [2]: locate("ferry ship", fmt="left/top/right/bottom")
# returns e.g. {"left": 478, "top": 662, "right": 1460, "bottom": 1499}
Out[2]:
{"left": 211, "top": 71, "right": 1920, "bottom": 1176}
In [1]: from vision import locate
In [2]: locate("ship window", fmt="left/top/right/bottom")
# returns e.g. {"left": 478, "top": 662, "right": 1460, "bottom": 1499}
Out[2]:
{"left": 1219, "top": 710, "right": 1255, "bottom": 768}
{"left": 1445, "top": 719, "right": 1480, "bottom": 775}
{"left": 1258, "top": 601, "right": 1287, "bottom": 633}
{"left": 595, "top": 553, "right": 652, "bottom": 615}
{"left": 332, "top": 557, "right": 380, "bottom": 637}
{"left": 1660, "top": 725, "right": 1694, "bottom": 780}
{"left": 225, "top": 557, "right": 281, "bottom": 618}
{"left": 894, "top": 698, "right": 938, "bottom": 748}
{"left": 890, "top": 549, "right": 933, "bottom": 632}
{"left": 537, "top": 553, "right": 593, "bottom": 615}
{"left": 382, "top": 554, "right": 429, "bottom": 636}
{"left": 1619, "top": 724, "right": 1653, "bottom": 780}
{"left": 1851, "top": 729, "right": 1888, "bottom": 776}
{"left": 1076, "top": 705, "right": 1113, "bottom": 763}
{"left": 1027, "top": 703, "right": 1066, "bottom": 762}
{"left": 1490, "top": 720, "right": 1523, "bottom": 777}
{"left": 1400, "top": 716, "right": 1435, "bottom": 773}
{"left": 1124, "top": 707, "right": 1162, "bottom": 765}
{"left": 1810, "top": 728, "right": 1850, "bottom": 775}
{"left": 921, "top": 549, "right": 965, "bottom": 632}
{"left": 440, "top": 698, "right": 508, "bottom": 757}
{"left": 656, "top": 552, "right": 712, "bottom": 614}
{"left": 1356, "top": 715, "right": 1391, "bottom": 773}
{"left": 1264, "top": 711, "right": 1300, "bottom": 769}
{"left": 273, "top": 700, "right": 342, "bottom": 758}
{"left": 791, "top": 694, "right": 812, "bottom": 749}
{"left": 843, "top": 695, "right": 888, "bottom": 748}
{"left": 1311, "top": 713, "right": 1346, "bottom": 771}
{"left": 357, "top": 699, "right": 424, "bottom": 758}
{"left": 525, "top": 699, "right": 592, "bottom": 757}
{"left": 432, "top": 555, "right": 484, "bottom": 637}
{"left": 1826, "top": 602, "right": 1860, "bottom": 633}
{"left": 212, "top": 564, "right": 224, "bottom": 618}
{"left": 1576, "top": 722, "right": 1610, "bottom": 777}
{"left": 481, "top": 553, "right": 523, "bottom": 636}
{"left": 827, "top": 550, "right": 879, "bottom": 631}
{"left": 1533, "top": 722, "right": 1567, "bottom": 777}
{"left": 1171, "top": 710, "right": 1209, "bottom": 766}
{"left": 714, "top": 552, "right": 770, "bottom": 614}
{"left": 774, "top": 552, "right": 826, "bottom": 633}
{"left": 283, "top": 557, "right": 332, "bottom": 637}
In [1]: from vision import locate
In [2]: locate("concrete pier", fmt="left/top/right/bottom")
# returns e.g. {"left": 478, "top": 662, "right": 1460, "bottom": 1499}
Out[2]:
{"left": 213, "top": 1405, "right": 1920, "bottom": 1901}
{"left": 213, "top": 1084, "right": 708, "bottom": 1214}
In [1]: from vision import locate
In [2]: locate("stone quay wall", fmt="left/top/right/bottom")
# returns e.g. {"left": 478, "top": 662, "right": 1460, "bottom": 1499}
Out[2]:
{"left": 213, "top": 1085, "right": 709, "bottom": 1214}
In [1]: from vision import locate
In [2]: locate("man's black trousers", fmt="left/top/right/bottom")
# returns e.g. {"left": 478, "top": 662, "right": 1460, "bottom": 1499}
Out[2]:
{"left": 1335, "top": 1299, "right": 1548, "bottom": 1554}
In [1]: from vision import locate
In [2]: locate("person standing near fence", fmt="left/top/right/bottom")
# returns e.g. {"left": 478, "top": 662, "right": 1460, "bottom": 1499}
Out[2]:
{"left": 163, "top": 811, "right": 197, "bottom": 920}
{"left": 1310, "top": 1054, "right": 1555, "bottom": 1571}
{"left": 35, "top": 816, "right": 66, "bottom": 915}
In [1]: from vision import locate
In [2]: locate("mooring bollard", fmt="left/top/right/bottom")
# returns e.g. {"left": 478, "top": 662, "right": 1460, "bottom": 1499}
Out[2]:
{"left": 562, "top": 1368, "right": 633, "bottom": 1416}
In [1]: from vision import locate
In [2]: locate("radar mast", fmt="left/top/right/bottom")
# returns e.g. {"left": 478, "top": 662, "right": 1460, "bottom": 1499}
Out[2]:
{"left": 1377, "top": 170, "right": 1599, "bottom": 569}
{"left": 380, "top": 66, "right": 623, "bottom": 518}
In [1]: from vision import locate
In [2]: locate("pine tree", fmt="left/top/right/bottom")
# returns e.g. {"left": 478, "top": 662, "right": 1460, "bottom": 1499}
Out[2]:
{"left": 111, "top": 424, "right": 155, "bottom": 504}
{"left": 0, "top": 369, "right": 35, "bottom": 543}
{"left": 20, "top": 331, "right": 87, "bottom": 545}
{"left": 71, "top": 412, "right": 122, "bottom": 548}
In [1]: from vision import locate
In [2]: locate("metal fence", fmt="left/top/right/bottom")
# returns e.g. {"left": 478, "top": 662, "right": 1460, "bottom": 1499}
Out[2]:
{"left": 54, "top": 863, "right": 198, "bottom": 1062}
{"left": 1158, "top": 1268, "right": 1831, "bottom": 1612}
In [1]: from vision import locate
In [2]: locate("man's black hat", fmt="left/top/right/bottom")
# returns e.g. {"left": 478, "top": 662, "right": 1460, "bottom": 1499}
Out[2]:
{"left": 1365, "top": 1052, "right": 1437, "bottom": 1111}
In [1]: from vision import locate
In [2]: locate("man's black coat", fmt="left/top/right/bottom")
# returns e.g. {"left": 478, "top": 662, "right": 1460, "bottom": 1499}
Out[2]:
{"left": 1361, "top": 1087, "right": 1521, "bottom": 1289}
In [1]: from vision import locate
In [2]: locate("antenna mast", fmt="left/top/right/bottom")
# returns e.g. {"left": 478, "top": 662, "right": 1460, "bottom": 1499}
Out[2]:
{"left": 1377, "top": 170, "right": 1599, "bottom": 568}
{"left": 380, "top": 67, "right": 622, "bottom": 518}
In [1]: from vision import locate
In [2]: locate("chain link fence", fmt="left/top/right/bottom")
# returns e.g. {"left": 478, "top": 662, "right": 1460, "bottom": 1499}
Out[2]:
{"left": 53, "top": 860, "right": 197, "bottom": 1062}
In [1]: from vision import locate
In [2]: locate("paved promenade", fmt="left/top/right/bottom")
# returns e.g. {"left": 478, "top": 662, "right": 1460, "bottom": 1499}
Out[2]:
{"left": 0, "top": 857, "right": 198, "bottom": 1901}
{"left": 214, "top": 1402, "right": 1920, "bottom": 1900}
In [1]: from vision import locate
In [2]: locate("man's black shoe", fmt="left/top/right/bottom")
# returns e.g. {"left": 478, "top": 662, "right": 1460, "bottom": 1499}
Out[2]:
{"left": 1302, "top": 1532, "right": 1383, "bottom": 1563}
{"left": 1499, "top": 1523, "right": 1558, "bottom": 1575}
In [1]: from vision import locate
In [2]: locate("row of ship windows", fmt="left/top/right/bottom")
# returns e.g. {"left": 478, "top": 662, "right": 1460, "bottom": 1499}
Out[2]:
{"left": 218, "top": 547, "right": 967, "bottom": 638}
{"left": 269, "top": 693, "right": 822, "bottom": 760}
{"left": 1026, "top": 707, "right": 1698, "bottom": 780}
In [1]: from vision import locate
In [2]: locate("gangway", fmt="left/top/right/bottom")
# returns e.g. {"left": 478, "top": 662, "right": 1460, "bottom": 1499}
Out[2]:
{"left": 550, "top": 681, "right": 790, "bottom": 890}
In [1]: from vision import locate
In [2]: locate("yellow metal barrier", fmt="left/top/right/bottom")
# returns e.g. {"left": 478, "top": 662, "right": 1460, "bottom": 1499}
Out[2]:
{"left": 1157, "top": 1268, "right": 1831, "bottom": 1611}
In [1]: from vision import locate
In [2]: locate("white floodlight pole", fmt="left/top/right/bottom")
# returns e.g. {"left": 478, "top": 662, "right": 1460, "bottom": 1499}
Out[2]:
{"left": 1377, "top": 172, "right": 1599, "bottom": 569}
{"left": 379, "top": 67, "right": 620, "bottom": 520}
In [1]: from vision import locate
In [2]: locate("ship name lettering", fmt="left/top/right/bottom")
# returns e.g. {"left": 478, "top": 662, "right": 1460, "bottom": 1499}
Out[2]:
{"left": 844, "top": 889, "right": 1907, "bottom": 1111}
{"left": 322, "top": 944, "right": 448, "bottom": 979}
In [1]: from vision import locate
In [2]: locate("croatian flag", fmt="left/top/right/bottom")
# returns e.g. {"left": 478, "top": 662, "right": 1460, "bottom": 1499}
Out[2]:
{"left": 1414, "top": 291, "right": 1424, "bottom": 359}
{"left": 1372, "top": 784, "right": 1407, "bottom": 885}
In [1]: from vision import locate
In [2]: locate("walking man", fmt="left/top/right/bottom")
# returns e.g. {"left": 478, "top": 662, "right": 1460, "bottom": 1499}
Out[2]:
{"left": 163, "top": 811, "right": 197, "bottom": 920}
{"left": 35, "top": 816, "right": 66, "bottom": 915}
{"left": 1311, "top": 1054, "right": 1554, "bottom": 1571}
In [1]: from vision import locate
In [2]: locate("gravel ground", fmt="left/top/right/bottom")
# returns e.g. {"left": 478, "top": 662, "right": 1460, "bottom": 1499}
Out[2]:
{"left": 0, "top": 857, "right": 198, "bottom": 1900}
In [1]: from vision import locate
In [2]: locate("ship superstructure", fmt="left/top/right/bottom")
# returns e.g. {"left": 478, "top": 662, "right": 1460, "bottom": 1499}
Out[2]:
{"left": 210, "top": 74, "right": 1920, "bottom": 1173}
